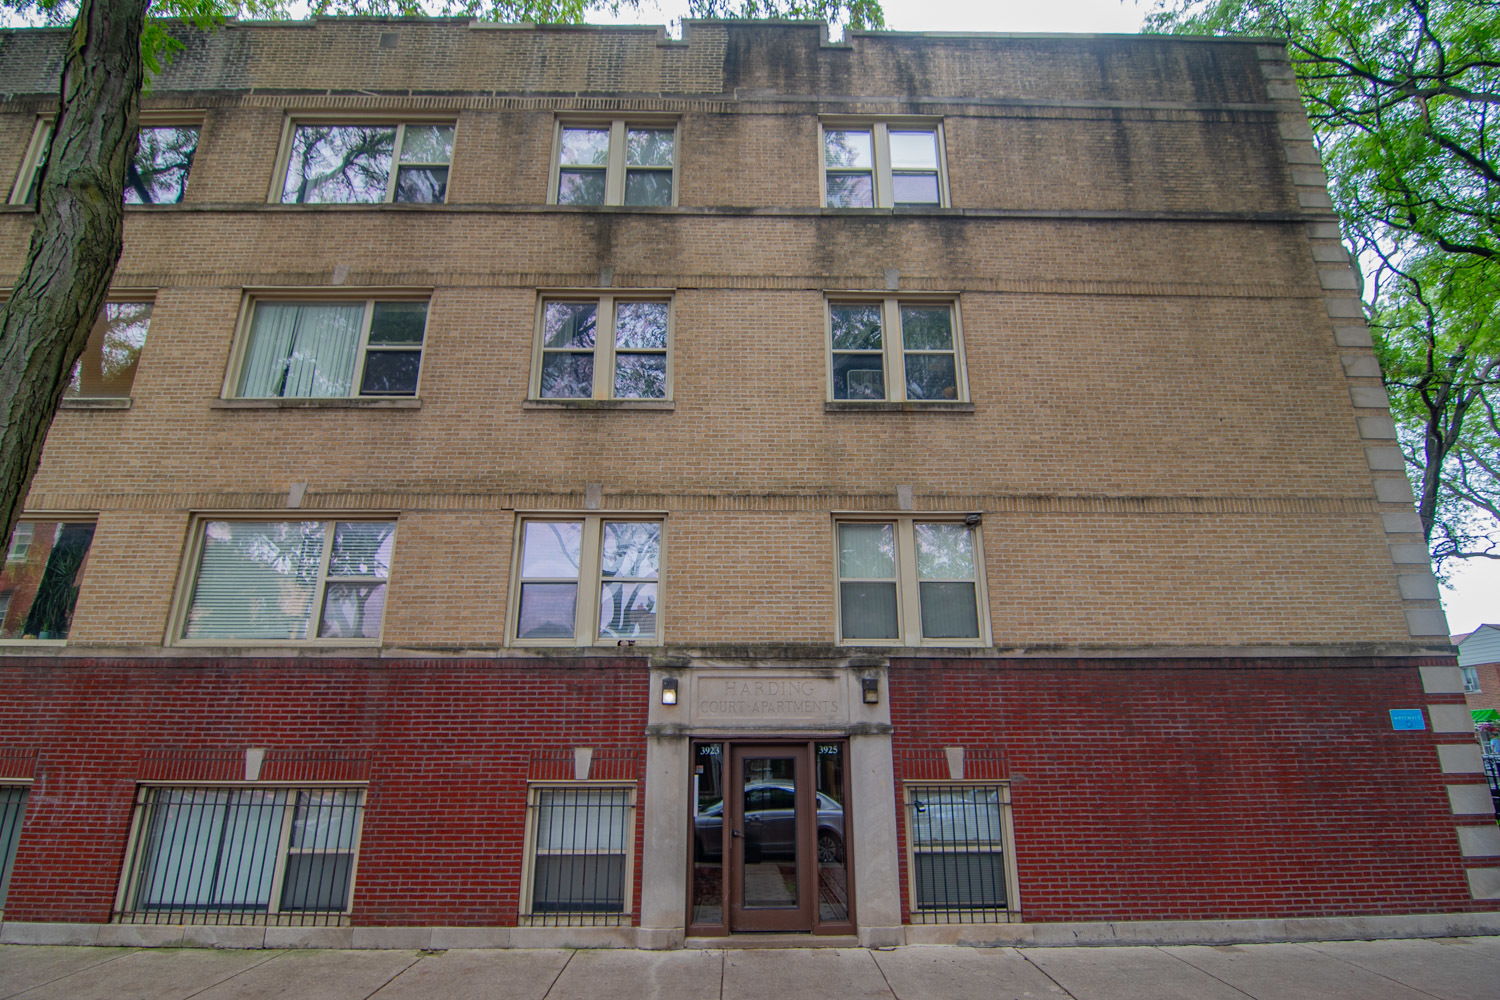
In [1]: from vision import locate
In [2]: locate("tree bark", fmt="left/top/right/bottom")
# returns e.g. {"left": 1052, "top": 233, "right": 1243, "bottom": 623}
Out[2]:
{"left": 0, "top": 0, "right": 146, "bottom": 551}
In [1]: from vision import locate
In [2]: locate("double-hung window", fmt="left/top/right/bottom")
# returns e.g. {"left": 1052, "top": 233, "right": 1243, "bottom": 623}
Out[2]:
{"left": 230, "top": 297, "right": 428, "bottom": 399}
{"left": 512, "top": 517, "right": 661, "bottom": 645}
{"left": 1463, "top": 666, "right": 1481, "bottom": 693}
{"left": 115, "top": 785, "right": 364, "bottom": 925}
{"left": 828, "top": 298, "right": 967, "bottom": 403}
{"left": 553, "top": 120, "right": 677, "bottom": 206}
{"left": 0, "top": 519, "right": 95, "bottom": 642}
{"left": 822, "top": 121, "right": 946, "bottom": 208}
{"left": 905, "top": 783, "right": 1018, "bottom": 923}
{"left": 10, "top": 118, "right": 199, "bottom": 206}
{"left": 522, "top": 783, "right": 635, "bottom": 924}
{"left": 836, "top": 518, "right": 986, "bottom": 646}
{"left": 65, "top": 300, "right": 153, "bottom": 401}
{"left": 278, "top": 121, "right": 454, "bottom": 204}
{"left": 0, "top": 783, "right": 27, "bottom": 913}
{"left": 533, "top": 295, "right": 671, "bottom": 401}
{"left": 178, "top": 519, "right": 395, "bottom": 643}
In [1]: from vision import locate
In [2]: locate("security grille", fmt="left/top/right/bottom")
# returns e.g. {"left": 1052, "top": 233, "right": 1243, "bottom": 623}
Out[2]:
{"left": 524, "top": 784, "right": 635, "bottom": 926}
{"left": 906, "top": 783, "right": 1015, "bottom": 923}
{"left": 0, "top": 785, "right": 27, "bottom": 910}
{"left": 115, "top": 786, "right": 363, "bottom": 926}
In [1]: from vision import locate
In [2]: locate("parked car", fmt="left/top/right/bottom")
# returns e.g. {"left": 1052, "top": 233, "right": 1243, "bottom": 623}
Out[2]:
{"left": 694, "top": 782, "right": 845, "bottom": 863}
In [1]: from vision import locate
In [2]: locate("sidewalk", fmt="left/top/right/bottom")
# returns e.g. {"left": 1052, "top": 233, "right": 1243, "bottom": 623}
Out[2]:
{"left": 3, "top": 938, "right": 1500, "bottom": 1000}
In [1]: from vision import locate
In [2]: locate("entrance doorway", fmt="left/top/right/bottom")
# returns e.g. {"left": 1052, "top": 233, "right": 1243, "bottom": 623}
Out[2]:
{"left": 688, "top": 740, "right": 853, "bottom": 935}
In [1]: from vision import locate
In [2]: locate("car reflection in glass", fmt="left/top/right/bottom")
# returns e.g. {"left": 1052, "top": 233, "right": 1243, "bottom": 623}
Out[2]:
{"left": 695, "top": 781, "right": 845, "bottom": 863}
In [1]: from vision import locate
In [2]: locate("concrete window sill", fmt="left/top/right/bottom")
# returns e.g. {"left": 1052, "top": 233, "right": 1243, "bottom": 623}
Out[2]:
{"left": 211, "top": 398, "right": 421, "bottom": 410}
{"left": 59, "top": 397, "right": 131, "bottom": 410}
{"left": 824, "top": 401, "right": 975, "bottom": 413}
{"left": 522, "top": 399, "right": 675, "bottom": 411}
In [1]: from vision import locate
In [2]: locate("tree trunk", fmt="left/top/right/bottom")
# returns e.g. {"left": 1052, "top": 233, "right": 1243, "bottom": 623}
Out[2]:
{"left": 0, "top": 0, "right": 146, "bottom": 551}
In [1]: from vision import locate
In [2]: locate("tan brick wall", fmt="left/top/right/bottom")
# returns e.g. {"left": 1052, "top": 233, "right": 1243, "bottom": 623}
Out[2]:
{"left": 0, "top": 22, "right": 1429, "bottom": 652}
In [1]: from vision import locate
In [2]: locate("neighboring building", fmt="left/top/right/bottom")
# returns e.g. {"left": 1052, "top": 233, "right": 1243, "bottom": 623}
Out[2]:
{"left": 0, "top": 18, "right": 1495, "bottom": 949}
{"left": 1458, "top": 624, "right": 1500, "bottom": 724}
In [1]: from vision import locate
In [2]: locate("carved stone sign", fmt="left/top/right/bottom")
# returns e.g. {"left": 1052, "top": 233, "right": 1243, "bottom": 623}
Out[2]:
{"left": 693, "top": 673, "right": 843, "bottom": 725}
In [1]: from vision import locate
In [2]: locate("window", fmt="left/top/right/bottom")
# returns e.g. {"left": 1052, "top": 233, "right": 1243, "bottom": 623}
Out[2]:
{"left": 66, "top": 301, "right": 153, "bottom": 400}
{"left": 230, "top": 298, "right": 427, "bottom": 399}
{"left": 827, "top": 298, "right": 967, "bottom": 403}
{"left": 115, "top": 785, "right": 364, "bottom": 925}
{"left": 822, "top": 122, "right": 946, "bottom": 208}
{"left": 522, "top": 783, "right": 635, "bottom": 925}
{"left": 0, "top": 520, "right": 94, "bottom": 641}
{"left": 905, "top": 783, "right": 1018, "bottom": 923}
{"left": 512, "top": 517, "right": 661, "bottom": 645}
{"left": 179, "top": 519, "right": 394, "bottom": 643}
{"left": 836, "top": 518, "right": 986, "bottom": 646}
{"left": 10, "top": 119, "right": 199, "bottom": 206}
{"left": 278, "top": 122, "right": 453, "bottom": 204}
{"left": 0, "top": 785, "right": 27, "bottom": 913}
{"left": 1464, "top": 666, "right": 1481, "bottom": 693}
{"left": 552, "top": 120, "right": 677, "bottom": 206}
{"left": 533, "top": 295, "right": 671, "bottom": 401}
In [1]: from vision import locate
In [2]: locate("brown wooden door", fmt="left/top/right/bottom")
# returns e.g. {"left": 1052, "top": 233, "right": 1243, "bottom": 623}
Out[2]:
{"left": 727, "top": 743, "right": 814, "bottom": 932}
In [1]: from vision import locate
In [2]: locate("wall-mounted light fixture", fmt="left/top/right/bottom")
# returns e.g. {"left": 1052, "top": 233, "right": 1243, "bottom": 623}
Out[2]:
{"left": 661, "top": 677, "right": 679, "bottom": 706}
{"left": 861, "top": 676, "right": 880, "bottom": 705}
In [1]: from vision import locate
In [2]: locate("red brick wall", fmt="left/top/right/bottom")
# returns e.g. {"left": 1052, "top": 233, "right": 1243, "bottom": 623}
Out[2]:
{"left": 889, "top": 657, "right": 1484, "bottom": 921}
{"left": 0, "top": 657, "right": 649, "bottom": 926}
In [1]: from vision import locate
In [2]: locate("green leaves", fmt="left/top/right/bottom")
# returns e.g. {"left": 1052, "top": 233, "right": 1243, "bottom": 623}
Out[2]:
{"left": 1149, "top": 0, "right": 1500, "bottom": 569}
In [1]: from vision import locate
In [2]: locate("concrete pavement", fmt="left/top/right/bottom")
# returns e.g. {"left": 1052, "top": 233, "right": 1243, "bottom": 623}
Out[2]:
{"left": 2, "top": 938, "right": 1500, "bottom": 999}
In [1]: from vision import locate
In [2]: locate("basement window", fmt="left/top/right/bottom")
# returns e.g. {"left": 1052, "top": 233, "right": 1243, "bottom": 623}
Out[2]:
{"left": 521, "top": 783, "right": 636, "bottom": 925}
{"left": 114, "top": 786, "right": 365, "bottom": 926}
{"left": 905, "top": 783, "right": 1020, "bottom": 923}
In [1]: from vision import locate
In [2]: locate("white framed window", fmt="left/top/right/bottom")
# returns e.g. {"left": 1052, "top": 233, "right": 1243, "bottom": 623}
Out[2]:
{"left": 835, "top": 517, "right": 987, "bottom": 646}
{"left": 10, "top": 116, "right": 200, "bottom": 206}
{"left": 0, "top": 783, "right": 28, "bottom": 914}
{"left": 510, "top": 516, "right": 662, "bottom": 646}
{"left": 275, "top": 120, "right": 454, "bottom": 204}
{"left": 1463, "top": 666, "right": 1481, "bottom": 693}
{"left": 532, "top": 294, "right": 672, "bottom": 401}
{"left": 176, "top": 519, "right": 395, "bottom": 644}
{"left": 521, "top": 782, "right": 636, "bottom": 925}
{"left": 66, "top": 300, "right": 154, "bottom": 401}
{"left": 827, "top": 297, "right": 968, "bottom": 403}
{"left": 551, "top": 119, "right": 677, "bottom": 206}
{"left": 114, "top": 785, "right": 364, "bottom": 925}
{"left": 821, "top": 121, "right": 947, "bottom": 208}
{"left": 0, "top": 519, "right": 95, "bottom": 642}
{"left": 227, "top": 296, "right": 428, "bottom": 399}
{"left": 904, "top": 783, "right": 1019, "bottom": 923}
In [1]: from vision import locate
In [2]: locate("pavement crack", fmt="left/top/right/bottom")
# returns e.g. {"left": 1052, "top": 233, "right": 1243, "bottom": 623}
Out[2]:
{"left": 1291, "top": 942, "right": 1449, "bottom": 1000}
{"left": 360, "top": 951, "right": 425, "bottom": 999}
{"left": 1159, "top": 946, "right": 1262, "bottom": 1000}
{"left": 719, "top": 947, "right": 726, "bottom": 1000}
{"left": 179, "top": 948, "right": 288, "bottom": 1000}
{"left": 1017, "top": 947, "right": 1083, "bottom": 999}
{"left": 866, "top": 947, "right": 900, "bottom": 999}
{"left": 0, "top": 946, "right": 141, "bottom": 1000}
{"left": 540, "top": 948, "right": 577, "bottom": 999}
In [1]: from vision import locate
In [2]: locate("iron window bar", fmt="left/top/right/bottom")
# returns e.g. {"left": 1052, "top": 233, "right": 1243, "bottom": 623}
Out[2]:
{"left": 906, "top": 783, "right": 1016, "bottom": 924}
{"left": 523, "top": 783, "right": 636, "bottom": 927}
{"left": 114, "top": 785, "right": 364, "bottom": 926}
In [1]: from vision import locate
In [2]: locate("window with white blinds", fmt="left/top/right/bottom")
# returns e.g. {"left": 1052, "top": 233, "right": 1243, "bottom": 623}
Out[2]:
{"left": 180, "top": 520, "right": 394, "bottom": 642}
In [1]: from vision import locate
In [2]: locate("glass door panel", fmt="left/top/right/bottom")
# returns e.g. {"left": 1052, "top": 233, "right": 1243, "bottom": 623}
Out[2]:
{"left": 728, "top": 744, "right": 813, "bottom": 931}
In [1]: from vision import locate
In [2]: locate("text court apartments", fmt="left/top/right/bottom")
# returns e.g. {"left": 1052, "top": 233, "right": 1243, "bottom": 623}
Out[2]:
{"left": 0, "top": 15, "right": 1495, "bottom": 951}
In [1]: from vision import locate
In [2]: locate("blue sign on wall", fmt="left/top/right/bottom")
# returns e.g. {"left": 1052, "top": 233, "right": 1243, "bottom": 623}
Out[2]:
{"left": 1390, "top": 709, "right": 1426, "bottom": 731}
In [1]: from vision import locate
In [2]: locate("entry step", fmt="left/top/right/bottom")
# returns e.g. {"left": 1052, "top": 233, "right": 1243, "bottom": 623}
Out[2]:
{"left": 685, "top": 935, "right": 861, "bottom": 949}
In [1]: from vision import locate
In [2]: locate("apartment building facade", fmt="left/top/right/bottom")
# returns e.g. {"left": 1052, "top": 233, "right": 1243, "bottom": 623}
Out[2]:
{"left": 0, "top": 17, "right": 1495, "bottom": 949}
